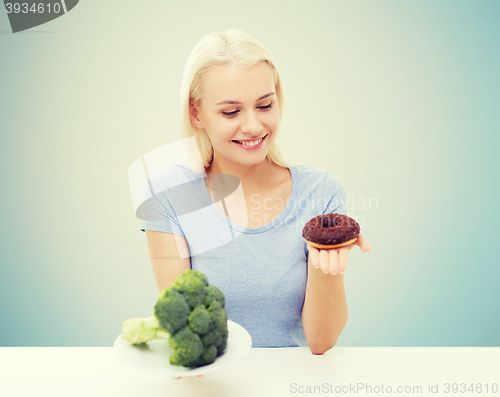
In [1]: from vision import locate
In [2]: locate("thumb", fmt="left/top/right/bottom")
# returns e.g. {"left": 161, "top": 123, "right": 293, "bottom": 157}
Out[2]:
{"left": 356, "top": 233, "right": 370, "bottom": 253}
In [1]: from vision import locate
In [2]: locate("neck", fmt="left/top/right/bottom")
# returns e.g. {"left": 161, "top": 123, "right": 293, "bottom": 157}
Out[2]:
{"left": 206, "top": 156, "right": 276, "bottom": 191}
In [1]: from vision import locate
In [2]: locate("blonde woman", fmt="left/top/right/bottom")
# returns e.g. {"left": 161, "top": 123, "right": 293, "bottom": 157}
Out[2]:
{"left": 141, "top": 29, "right": 370, "bottom": 360}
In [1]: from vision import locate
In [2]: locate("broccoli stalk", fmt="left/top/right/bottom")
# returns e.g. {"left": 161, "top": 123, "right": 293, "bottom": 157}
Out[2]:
{"left": 121, "top": 270, "right": 228, "bottom": 369}
{"left": 121, "top": 315, "right": 170, "bottom": 344}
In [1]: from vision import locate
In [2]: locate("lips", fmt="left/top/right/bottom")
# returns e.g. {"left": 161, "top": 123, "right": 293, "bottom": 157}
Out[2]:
{"left": 231, "top": 134, "right": 268, "bottom": 144}
{"left": 231, "top": 134, "right": 268, "bottom": 150}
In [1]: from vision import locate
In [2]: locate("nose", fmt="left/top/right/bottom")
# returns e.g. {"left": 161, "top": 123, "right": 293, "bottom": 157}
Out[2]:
{"left": 240, "top": 109, "right": 264, "bottom": 136}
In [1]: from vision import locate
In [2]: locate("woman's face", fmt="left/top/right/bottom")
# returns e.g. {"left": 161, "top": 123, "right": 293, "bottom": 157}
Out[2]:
{"left": 190, "top": 60, "right": 279, "bottom": 167}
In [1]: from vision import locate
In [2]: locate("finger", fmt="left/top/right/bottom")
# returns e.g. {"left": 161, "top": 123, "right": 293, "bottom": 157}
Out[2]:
{"left": 197, "top": 375, "right": 203, "bottom": 378}
{"left": 173, "top": 377, "right": 181, "bottom": 380}
{"left": 319, "top": 249, "right": 329, "bottom": 273}
{"left": 338, "top": 247, "right": 350, "bottom": 273}
{"left": 308, "top": 245, "right": 320, "bottom": 268}
{"left": 328, "top": 249, "right": 339, "bottom": 275}
{"left": 356, "top": 234, "right": 371, "bottom": 253}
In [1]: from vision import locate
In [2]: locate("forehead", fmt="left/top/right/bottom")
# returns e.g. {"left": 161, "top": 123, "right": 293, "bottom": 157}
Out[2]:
{"left": 202, "top": 61, "right": 275, "bottom": 104}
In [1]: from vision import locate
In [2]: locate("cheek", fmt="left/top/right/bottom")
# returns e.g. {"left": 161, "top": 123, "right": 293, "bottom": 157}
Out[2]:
{"left": 264, "top": 112, "right": 279, "bottom": 131}
{"left": 207, "top": 126, "right": 235, "bottom": 145}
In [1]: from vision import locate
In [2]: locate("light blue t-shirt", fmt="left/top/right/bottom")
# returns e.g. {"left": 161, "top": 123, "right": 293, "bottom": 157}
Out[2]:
{"left": 139, "top": 163, "right": 347, "bottom": 348}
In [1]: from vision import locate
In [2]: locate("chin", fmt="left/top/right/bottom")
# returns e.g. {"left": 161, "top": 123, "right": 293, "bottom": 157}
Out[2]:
{"left": 238, "top": 156, "right": 267, "bottom": 165}
{"left": 232, "top": 154, "right": 268, "bottom": 166}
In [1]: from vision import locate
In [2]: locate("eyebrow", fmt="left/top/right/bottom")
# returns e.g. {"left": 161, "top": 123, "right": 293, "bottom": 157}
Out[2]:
{"left": 216, "top": 92, "right": 276, "bottom": 106}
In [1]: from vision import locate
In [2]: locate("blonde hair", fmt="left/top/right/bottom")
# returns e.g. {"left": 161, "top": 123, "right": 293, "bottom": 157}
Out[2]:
{"left": 179, "top": 29, "right": 293, "bottom": 169}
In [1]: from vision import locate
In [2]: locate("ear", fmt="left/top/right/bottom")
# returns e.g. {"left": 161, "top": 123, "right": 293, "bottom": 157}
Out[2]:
{"left": 189, "top": 103, "right": 204, "bottom": 129}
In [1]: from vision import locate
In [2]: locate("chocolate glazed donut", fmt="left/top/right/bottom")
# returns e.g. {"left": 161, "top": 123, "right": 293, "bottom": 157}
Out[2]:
{"left": 302, "top": 213, "right": 360, "bottom": 249}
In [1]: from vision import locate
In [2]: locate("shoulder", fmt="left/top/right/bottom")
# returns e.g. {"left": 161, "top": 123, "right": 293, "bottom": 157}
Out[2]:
{"left": 147, "top": 163, "right": 202, "bottom": 190}
{"left": 292, "top": 165, "right": 347, "bottom": 215}
{"left": 141, "top": 163, "right": 204, "bottom": 203}
{"left": 293, "top": 164, "right": 343, "bottom": 190}
{"left": 293, "top": 164, "right": 327, "bottom": 178}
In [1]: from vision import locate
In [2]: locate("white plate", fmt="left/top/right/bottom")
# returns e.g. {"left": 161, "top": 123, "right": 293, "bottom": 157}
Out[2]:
{"left": 113, "top": 319, "right": 252, "bottom": 377}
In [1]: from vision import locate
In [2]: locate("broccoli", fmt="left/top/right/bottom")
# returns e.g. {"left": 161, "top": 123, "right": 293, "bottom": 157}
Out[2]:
{"left": 172, "top": 271, "right": 207, "bottom": 310}
{"left": 203, "top": 284, "right": 225, "bottom": 308}
{"left": 188, "top": 304, "right": 211, "bottom": 335}
{"left": 121, "top": 269, "right": 228, "bottom": 369}
{"left": 154, "top": 287, "right": 191, "bottom": 334}
{"left": 168, "top": 327, "right": 204, "bottom": 367}
{"left": 201, "top": 300, "right": 228, "bottom": 356}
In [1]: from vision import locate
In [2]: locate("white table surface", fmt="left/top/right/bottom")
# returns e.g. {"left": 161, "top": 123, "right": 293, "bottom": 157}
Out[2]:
{"left": 1, "top": 347, "right": 499, "bottom": 396}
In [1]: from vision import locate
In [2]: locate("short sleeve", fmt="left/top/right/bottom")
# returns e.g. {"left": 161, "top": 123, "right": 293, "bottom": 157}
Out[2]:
{"left": 321, "top": 171, "right": 348, "bottom": 216}
{"left": 139, "top": 179, "right": 185, "bottom": 236}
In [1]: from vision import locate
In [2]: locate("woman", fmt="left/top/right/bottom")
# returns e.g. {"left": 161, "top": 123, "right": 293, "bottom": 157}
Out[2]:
{"left": 141, "top": 29, "right": 370, "bottom": 358}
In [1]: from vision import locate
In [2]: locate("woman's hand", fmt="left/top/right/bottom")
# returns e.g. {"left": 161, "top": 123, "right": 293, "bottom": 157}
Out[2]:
{"left": 307, "top": 233, "right": 370, "bottom": 275}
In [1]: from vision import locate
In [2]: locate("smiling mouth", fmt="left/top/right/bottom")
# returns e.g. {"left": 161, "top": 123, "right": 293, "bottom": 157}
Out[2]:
{"left": 231, "top": 134, "right": 268, "bottom": 146}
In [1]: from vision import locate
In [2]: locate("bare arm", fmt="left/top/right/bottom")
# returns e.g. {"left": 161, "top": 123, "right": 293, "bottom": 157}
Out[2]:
{"left": 302, "top": 234, "right": 369, "bottom": 355}
{"left": 302, "top": 251, "right": 349, "bottom": 355}
{"left": 145, "top": 230, "right": 191, "bottom": 293}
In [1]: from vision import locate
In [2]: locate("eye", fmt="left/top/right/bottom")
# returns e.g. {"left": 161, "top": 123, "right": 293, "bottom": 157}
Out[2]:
{"left": 222, "top": 102, "right": 273, "bottom": 117}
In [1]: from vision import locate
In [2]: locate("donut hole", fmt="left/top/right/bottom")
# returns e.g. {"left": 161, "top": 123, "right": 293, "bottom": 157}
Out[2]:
{"left": 321, "top": 216, "right": 346, "bottom": 228}
{"left": 321, "top": 217, "right": 339, "bottom": 228}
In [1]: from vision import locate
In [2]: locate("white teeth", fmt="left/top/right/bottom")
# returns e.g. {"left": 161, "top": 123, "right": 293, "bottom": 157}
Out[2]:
{"left": 237, "top": 137, "right": 263, "bottom": 146}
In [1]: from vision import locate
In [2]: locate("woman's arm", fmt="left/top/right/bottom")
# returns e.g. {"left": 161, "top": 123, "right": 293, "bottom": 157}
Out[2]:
{"left": 302, "top": 234, "right": 370, "bottom": 354}
{"left": 301, "top": 250, "right": 349, "bottom": 355}
{"left": 145, "top": 230, "right": 191, "bottom": 293}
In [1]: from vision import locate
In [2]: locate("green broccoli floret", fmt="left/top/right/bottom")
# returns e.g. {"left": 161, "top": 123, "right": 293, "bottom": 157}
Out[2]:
{"left": 200, "top": 300, "right": 228, "bottom": 357}
{"left": 121, "top": 269, "right": 229, "bottom": 369}
{"left": 217, "top": 333, "right": 228, "bottom": 356}
{"left": 154, "top": 287, "right": 191, "bottom": 334}
{"left": 168, "top": 327, "right": 204, "bottom": 367}
{"left": 203, "top": 285, "right": 225, "bottom": 308}
{"left": 190, "top": 270, "right": 209, "bottom": 287}
{"left": 172, "top": 271, "right": 207, "bottom": 310}
{"left": 196, "top": 345, "right": 218, "bottom": 367}
{"left": 188, "top": 304, "right": 211, "bottom": 335}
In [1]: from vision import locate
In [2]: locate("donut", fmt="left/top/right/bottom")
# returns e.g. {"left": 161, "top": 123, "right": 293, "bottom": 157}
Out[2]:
{"left": 302, "top": 213, "right": 360, "bottom": 249}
